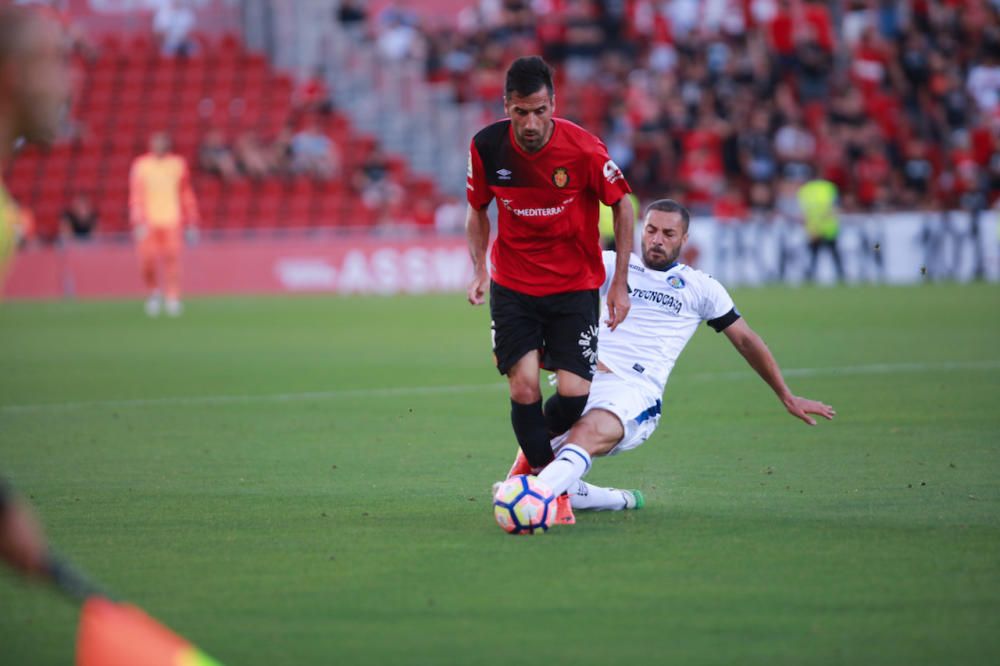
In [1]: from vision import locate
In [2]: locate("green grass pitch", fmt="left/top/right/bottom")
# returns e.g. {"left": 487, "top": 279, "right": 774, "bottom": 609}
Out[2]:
{"left": 1, "top": 284, "right": 999, "bottom": 665}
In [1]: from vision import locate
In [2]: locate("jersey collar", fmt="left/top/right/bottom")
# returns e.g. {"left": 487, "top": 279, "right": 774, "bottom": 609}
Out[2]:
{"left": 508, "top": 119, "right": 558, "bottom": 161}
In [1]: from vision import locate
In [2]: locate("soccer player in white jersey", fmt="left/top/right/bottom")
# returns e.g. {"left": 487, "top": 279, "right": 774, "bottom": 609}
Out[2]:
{"left": 531, "top": 198, "right": 836, "bottom": 513}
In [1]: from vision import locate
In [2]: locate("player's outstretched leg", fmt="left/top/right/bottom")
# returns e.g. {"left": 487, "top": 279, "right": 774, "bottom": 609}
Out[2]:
{"left": 535, "top": 409, "right": 625, "bottom": 525}
{"left": 570, "top": 481, "right": 643, "bottom": 511}
{"left": 536, "top": 443, "right": 590, "bottom": 525}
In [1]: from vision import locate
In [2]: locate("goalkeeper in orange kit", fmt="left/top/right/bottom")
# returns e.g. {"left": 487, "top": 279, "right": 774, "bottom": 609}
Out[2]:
{"left": 129, "top": 131, "right": 199, "bottom": 317}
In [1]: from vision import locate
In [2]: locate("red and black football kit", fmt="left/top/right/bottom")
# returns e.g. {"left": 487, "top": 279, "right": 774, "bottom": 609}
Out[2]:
{"left": 467, "top": 117, "right": 632, "bottom": 380}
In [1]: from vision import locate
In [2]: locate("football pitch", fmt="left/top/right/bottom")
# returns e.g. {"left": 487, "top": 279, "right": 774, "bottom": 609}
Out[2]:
{"left": 1, "top": 283, "right": 998, "bottom": 665}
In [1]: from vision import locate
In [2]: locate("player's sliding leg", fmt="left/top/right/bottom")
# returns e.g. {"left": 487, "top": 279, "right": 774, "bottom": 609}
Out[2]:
{"left": 536, "top": 408, "right": 624, "bottom": 497}
{"left": 570, "top": 481, "right": 643, "bottom": 511}
{"left": 506, "top": 352, "right": 557, "bottom": 470}
{"left": 541, "top": 370, "right": 594, "bottom": 523}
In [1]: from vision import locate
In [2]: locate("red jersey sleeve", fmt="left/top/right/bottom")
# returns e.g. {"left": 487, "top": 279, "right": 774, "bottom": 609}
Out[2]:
{"left": 466, "top": 140, "right": 493, "bottom": 210}
{"left": 587, "top": 138, "right": 632, "bottom": 206}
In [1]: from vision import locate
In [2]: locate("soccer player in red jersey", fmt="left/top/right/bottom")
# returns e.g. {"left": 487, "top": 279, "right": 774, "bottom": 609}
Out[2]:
{"left": 466, "top": 57, "right": 635, "bottom": 519}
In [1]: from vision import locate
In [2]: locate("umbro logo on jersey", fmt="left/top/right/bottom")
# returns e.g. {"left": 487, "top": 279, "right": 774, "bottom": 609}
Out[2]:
{"left": 496, "top": 169, "right": 512, "bottom": 180}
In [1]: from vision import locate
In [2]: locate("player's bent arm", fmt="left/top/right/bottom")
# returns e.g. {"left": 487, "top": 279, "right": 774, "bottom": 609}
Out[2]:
{"left": 610, "top": 196, "right": 634, "bottom": 264}
{"left": 722, "top": 319, "right": 835, "bottom": 426}
{"left": 465, "top": 204, "right": 491, "bottom": 305}
{"left": 604, "top": 197, "right": 634, "bottom": 330}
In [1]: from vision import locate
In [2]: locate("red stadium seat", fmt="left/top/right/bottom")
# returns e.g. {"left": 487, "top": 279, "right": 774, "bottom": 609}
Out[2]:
{"left": 283, "top": 195, "right": 313, "bottom": 228}
{"left": 252, "top": 189, "right": 284, "bottom": 228}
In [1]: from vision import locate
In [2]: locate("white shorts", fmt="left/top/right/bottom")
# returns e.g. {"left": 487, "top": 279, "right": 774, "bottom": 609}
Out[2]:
{"left": 551, "top": 371, "right": 662, "bottom": 456}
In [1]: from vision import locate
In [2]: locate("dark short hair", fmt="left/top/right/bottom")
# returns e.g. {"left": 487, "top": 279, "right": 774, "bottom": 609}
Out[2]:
{"left": 644, "top": 199, "right": 690, "bottom": 231}
{"left": 505, "top": 56, "right": 554, "bottom": 99}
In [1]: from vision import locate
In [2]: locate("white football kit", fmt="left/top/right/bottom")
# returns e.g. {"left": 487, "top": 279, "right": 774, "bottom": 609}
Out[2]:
{"left": 554, "top": 251, "right": 740, "bottom": 455}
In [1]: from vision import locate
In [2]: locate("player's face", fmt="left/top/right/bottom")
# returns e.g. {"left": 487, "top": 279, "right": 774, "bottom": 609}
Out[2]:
{"left": 505, "top": 88, "right": 554, "bottom": 153}
{"left": 150, "top": 132, "right": 170, "bottom": 156}
{"left": 641, "top": 211, "right": 688, "bottom": 271}
{"left": 8, "top": 16, "right": 71, "bottom": 146}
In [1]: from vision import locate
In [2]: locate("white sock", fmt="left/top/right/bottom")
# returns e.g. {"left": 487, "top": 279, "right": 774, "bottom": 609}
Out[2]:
{"left": 570, "top": 481, "right": 630, "bottom": 511}
{"left": 536, "top": 443, "right": 591, "bottom": 496}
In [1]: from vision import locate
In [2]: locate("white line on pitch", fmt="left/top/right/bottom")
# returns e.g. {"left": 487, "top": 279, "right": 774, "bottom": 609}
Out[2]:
{"left": 1, "top": 359, "right": 998, "bottom": 414}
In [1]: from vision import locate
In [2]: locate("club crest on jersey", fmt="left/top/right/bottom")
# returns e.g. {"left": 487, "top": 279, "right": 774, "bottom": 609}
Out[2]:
{"left": 667, "top": 275, "right": 686, "bottom": 289}
{"left": 552, "top": 167, "right": 570, "bottom": 188}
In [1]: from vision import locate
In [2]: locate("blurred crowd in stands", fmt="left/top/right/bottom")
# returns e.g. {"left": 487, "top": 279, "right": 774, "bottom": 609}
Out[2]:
{"left": 9, "top": 0, "right": 1000, "bottom": 247}
{"left": 341, "top": 0, "right": 1000, "bottom": 217}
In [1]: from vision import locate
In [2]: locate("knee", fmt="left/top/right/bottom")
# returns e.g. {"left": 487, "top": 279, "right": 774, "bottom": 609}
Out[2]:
{"left": 565, "top": 413, "right": 620, "bottom": 457}
{"left": 508, "top": 373, "right": 541, "bottom": 404}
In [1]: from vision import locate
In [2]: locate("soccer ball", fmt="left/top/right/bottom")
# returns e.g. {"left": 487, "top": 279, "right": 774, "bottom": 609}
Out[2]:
{"left": 493, "top": 474, "right": 556, "bottom": 534}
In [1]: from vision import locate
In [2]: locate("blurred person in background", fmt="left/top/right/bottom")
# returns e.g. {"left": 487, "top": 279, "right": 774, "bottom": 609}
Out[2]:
{"left": 0, "top": 4, "right": 71, "bottom": 577}
{"left": 198, "top": 129, "right": 239, "bottom": 181}
{"left": 774, "top": 110, "right": 816, "bottom": 182}
{"left": 798, "top": 173, "right": 845, "bottom": 284}
{"left": 235, "top": 130, "right": 275, "bottom": 180}
{"left": 294, "top": 66, "right": 334, "bottom": 117}
{"left": 129, "top": 131, "right": 200, "bottom": 318}
{"left": 291, "top": 118, "right": 340, "bottom": 181}
{"left": 336, "top": 0, "right": 368, "bottom": 39}
{"left": 152, "top": 0, "right": 196, "bottom": 58}
{"left": 899, "top": 135, "right": 937, "bottom": 209}
{"left": 61, "top": 192, "right": 99, "bottom": 240}
{"left": 269, "top": 124, "right": 295, "bottom": 175}
{"left": 15, "top": 201, "right": 37, "bottom": 247}
{"left": 354, "top": 146, "right": 403, "bottom": 217}
{"left": 433, "top": 197, "right": 466, "bottom": 234}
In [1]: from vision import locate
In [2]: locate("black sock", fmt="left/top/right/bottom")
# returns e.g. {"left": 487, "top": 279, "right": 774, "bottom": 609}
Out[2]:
{"left": 510, "top": 399, "right": 555, "bottom": 468}
{"left": 543, "top": 393, "right": 589, "bottom": 437}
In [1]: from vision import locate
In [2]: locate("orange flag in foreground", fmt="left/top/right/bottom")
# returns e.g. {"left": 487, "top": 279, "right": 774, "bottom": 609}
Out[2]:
{"left": 77, "top": 597, "right": 223, "bottom": 666}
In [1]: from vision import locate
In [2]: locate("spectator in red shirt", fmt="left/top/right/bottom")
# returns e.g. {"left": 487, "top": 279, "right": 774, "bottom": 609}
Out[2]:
{"left": 854, "top": 139, "right": 892, "bottom": 210}
{"left": 679, "top": 144, "right": 725, "bottom": 214}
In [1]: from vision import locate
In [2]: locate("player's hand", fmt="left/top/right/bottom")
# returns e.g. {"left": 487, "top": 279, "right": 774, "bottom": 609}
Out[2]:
{"left": 783, "top": 395, "right": 836, "bottom": 426}
{"left": 605, "top": 279, "right": 630, "bottom": 330}
{"left": 0, "top": 499, "right": 48, "bottom": 578}
{"left": 467, "top": 269, "right": 489, "bottom": 305}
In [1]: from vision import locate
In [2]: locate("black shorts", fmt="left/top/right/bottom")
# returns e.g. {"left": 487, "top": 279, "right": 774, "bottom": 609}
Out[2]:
{"left": 489, "top": 280, "right": 600, "bottom": 380}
